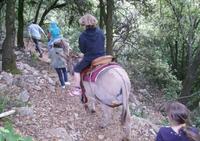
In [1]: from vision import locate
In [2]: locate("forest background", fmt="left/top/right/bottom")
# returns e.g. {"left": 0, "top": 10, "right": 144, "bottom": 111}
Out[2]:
{"left": 0, "top": 0, "right": 200, "bottom": 140}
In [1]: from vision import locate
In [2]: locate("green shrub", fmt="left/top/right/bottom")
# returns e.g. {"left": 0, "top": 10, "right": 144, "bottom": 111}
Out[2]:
{"left": 146, "top": 59, "right": 182, "bottom": 100}
{"left": 0, "top": 122, "right": 32, "bottom": 141}
{"left": 124, "top": 53, "right": 182, "bottom": 100}
{"left": 191, "top": 107, "right": 200, "bottom": 128}
{"left": 0, "top": 96, "right": 8, "bottom": 113}
{"left": 30, "top": 53, "right": 38, "bottom": 64}
{"left": 193, "top": 116, "right": 200, "bottom": 128}
{"left": 131, "top": 109, "right": 145, "bottom": 118}
{"left": 160, "top": 118, "right": 169, "bottom": 126}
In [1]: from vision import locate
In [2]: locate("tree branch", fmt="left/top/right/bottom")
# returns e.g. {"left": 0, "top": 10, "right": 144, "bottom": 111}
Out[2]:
{"left": 0, "top": 109, "right": 15, "bottom": 118}
{"left": 39, "top": 0, "right": 68, "bottom": 26}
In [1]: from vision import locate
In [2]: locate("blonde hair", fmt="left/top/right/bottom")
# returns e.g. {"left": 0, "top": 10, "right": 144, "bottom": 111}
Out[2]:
{"left": 79, "top": 14, "right": 97, "bottom": 27}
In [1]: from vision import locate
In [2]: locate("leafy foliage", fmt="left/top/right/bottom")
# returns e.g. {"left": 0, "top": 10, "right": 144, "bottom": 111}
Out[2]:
{"left": 193, "top": 116, "right": 200, "bottom": 128}
{"left": 30, "top": 52, "right": 38, "bottom": 64}
{"left": 1, "top": 0, "right": 200, "bottom": 130}
{"left": 0, "top": 96, "right": 8, "bottom": 113}
{"left": 0, "top": 122, "right": 32, "bottom": 141}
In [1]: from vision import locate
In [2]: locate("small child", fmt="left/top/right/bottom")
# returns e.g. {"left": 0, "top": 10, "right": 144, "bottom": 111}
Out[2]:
{"left": 48, "top": 43, "right": 70, "bottom": 89}
{"left": 156, "top": 101, "right": 200, "bottom": 141}
{"left": 48, "top": 21, "right": 62, "bottom": 50}
{"left": 28, "top": 22, "right": 47, "bottom": 58}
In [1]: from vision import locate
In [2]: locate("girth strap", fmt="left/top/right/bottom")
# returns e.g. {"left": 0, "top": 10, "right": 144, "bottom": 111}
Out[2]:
{"left": 95, "top": 95, "right": 122, "bottom": 108}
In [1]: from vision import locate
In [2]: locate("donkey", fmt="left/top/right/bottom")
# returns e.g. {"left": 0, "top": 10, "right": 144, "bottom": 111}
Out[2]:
{"left": 81, "top": 63, "right": 132, "bottom": 140}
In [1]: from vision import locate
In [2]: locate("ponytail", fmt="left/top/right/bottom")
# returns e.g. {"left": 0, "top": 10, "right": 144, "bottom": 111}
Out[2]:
{"left": 182, "top": 126, "right": 200, "bottom": 141}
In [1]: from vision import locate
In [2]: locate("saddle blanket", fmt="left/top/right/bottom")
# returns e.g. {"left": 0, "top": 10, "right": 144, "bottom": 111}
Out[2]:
{"left": 82, "top": 62, "right": 120, "bottom": 82}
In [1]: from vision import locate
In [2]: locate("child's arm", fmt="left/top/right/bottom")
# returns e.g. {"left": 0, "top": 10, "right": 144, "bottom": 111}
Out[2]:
{"left": 78, "top": 36, "right": 86, "bottom": 53}
{"left": 47, "top": 30, "right": 51, "bottom": 41}
{"left": 38, "top": 26, "right": 47, "bottom": 38}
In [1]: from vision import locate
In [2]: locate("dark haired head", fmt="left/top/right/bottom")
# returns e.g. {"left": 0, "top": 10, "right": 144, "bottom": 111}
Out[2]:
{"left": 166, "top": 101, "right": 200, "bottom": 141}
{"left": 166, "top": 101, "right": 190, "bottom": 125}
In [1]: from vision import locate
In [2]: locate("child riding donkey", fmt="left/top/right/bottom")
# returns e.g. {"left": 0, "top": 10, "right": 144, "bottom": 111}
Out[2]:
{"left": 70, "top": 14, "right": 132, "bottom": 140}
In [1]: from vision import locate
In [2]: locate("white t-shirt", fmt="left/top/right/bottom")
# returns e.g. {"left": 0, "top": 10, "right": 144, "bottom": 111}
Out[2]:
{"left": 28, "top": 24, "right": 45, "bottom": 40}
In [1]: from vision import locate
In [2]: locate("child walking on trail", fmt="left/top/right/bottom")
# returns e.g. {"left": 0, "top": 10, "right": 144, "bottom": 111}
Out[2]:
{"left": 156, "top": 101, "right": 200, "bottom": 141}
{"left": 47, "top": 20, "right": 72, "bottom": 90}
{"left": 28, "top": 22, "right": 47, "bottom": 58}
{"left": 48, "top": 43, "right": 70, "bottom": 89}
{"left": 48, "top": 21, "right": 62, "bottom": 50}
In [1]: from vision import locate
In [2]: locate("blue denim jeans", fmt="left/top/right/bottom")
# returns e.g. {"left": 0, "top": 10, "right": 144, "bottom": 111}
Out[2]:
{"left": 32, "top": 37, "right": 42, "bottom": 55}
{"left": 74, "top": 58, "right": 91, "bottom": 73}
{"left": 55, "top": 68, "right": 68, "bottom": 86}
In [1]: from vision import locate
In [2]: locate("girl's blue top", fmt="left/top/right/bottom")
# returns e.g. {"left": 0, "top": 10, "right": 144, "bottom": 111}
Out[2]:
{"left": 48, "top": 22, "right": 62, "bottom": 49}
{"left": 49, "top": 22, "right": 61, "bottom": 39}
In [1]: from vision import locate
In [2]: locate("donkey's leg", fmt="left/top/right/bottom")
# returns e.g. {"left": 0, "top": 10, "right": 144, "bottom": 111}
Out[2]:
{"left": 99, "top": 103, "right": 112, "bottom": 128}
{"left": 90, "top": 98, "right": 96, "bottom": 113}
{"left": 89, "top": 97, "right": 96, "bottom": 113}
{"left": 86, "top": 97, "right": 96, "bottom": 113}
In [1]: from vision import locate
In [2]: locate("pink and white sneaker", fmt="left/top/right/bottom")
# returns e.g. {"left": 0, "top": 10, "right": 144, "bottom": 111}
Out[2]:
{"left": 71, "top": 87, "right": 81, "bottom": 96}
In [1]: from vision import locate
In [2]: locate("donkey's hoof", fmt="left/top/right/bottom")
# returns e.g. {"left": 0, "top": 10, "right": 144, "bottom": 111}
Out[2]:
{"left": 99, "top": 125, "right": 104, "bottom": 129}
{"left": 99, "top": 125, "right": 106, "bottom": 129}
{"left": 91, "top": 109, "right": 96, "bottom": 113}
{"left": 122, "top": 138, "right": 130, "bottom": 141}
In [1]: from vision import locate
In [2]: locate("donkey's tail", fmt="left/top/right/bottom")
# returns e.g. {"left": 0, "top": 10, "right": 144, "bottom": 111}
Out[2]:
{"left": 121, "top": 80, "right": 130, "bottom": 125}
{"left": 115, "top": 68, "right": 131, "bottom": 125}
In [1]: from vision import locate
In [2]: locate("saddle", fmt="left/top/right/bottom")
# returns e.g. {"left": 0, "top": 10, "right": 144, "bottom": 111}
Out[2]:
{"left": 80, "top": 55, "right": 118, "bottom": 103}
{"left": 91, "top": 55, "right": 113, "bottom": 67}
{"left": 81, "top": 55, "right": 116, "bottom": 82}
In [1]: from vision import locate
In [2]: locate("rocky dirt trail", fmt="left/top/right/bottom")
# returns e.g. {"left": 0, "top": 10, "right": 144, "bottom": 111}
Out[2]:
{"left": 0, "top": 41, "right": 164, "bottom": 141}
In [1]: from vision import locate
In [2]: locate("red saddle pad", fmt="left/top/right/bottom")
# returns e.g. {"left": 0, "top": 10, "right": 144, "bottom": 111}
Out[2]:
{"left": 82, "top": 62, "right": 120, "bottom": 82}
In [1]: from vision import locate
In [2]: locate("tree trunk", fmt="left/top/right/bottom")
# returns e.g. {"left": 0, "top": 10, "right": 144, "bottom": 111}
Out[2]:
{"left": 168, "top": 41, "right": 175, "bottom": 70}
{"left": 106, "top": 0, "right": 114, "bottom": 55}
{"left": 34, "top": 0, "right": 43, "bottom": 23}
{"left": 17, "top": 0, "right": 24, "bottom": 49}
{"left": 99, "top": 0, "right": 105, "bottom": 29}
{"left": 2, "top": 0, "right": 17, "bottom": 72}
{"left": 181, "top": 48, "right": 200, "bottom": 104}
{"left": 174, "top": 40, "right": 178, "bottom": 72}
{"left": 0, "top": 1, "right": 5, "bottom": 32}
{"left": 39, "top": 8, "right": 50, "bottom": 26}
{"left": 180, "top": 42, "right": 186, "bottom": 80}
{"left": 180, "top": 19, "right": 196, "bottom": 104}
